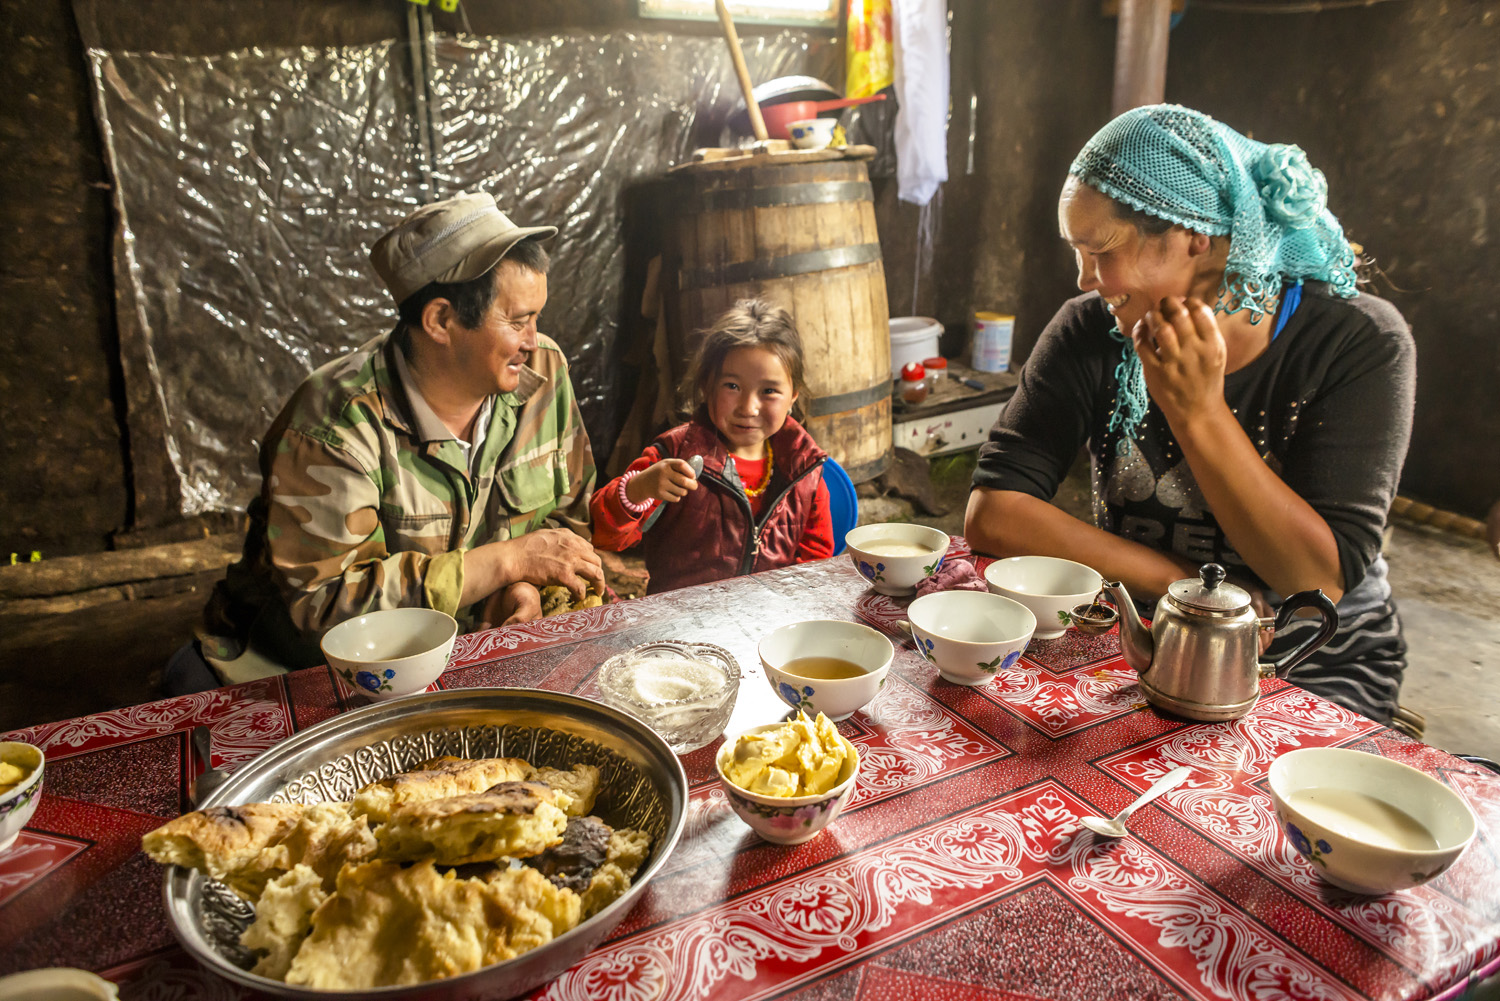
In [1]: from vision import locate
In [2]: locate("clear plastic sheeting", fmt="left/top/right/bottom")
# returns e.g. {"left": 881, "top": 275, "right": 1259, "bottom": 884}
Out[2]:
{"left": 88, "top": 31, "right": 830, "bottom": 516}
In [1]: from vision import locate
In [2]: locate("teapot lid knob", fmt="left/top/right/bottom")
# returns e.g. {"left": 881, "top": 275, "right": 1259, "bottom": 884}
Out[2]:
{"left": 1167, "top": 562, "right": 1250, "bottom": 613}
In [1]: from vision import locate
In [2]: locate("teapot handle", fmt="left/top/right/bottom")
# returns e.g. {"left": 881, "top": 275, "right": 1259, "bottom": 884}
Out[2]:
{"left": 1258, "top": 589, "right": 1340, "bottom": 679}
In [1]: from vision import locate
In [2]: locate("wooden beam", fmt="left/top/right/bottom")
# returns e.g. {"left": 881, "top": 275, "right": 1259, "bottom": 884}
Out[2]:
{"left": 1112, "top": 0, "right": 1173, "bottom": 115}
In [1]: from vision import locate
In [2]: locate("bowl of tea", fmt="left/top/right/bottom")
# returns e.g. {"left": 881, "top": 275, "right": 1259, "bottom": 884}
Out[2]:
{"left": 758, "top": 620, "right": 894, "bottom": 721}
{"left": 844, "top": 524, "right": 950, "bottom": 596}
{"left": 1268, "top": 746, "right": 1477, "bottom": 895}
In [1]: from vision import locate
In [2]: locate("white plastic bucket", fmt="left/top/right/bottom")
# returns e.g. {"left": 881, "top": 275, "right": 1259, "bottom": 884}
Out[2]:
{"left": 972, "top": 312, "right": 1014, "bottom": 372}
{"left": 889, "top": 316, "right": 942, "bottom": 380}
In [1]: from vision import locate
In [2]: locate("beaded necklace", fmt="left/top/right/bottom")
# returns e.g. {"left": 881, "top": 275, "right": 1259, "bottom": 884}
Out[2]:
{"left": 741, "top": 442, "right": 774, "bottom": 498}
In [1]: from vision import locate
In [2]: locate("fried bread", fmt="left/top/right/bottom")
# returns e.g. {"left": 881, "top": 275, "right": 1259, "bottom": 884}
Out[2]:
{"left": 352, "top": 756, "right": 533, "bottom": 823}
{"left": 375, "top": 781, "right": 568, "bottom": 865}
{"left": 284, "top": 860, "right": 581, "bottom": 989}
{"left": 241, "top": 864, "right": 329, "bottom": 980}
{"left": 529, "top": 764, "right": 601, "bottom": 817}
{"left": 141, "top": 803, "right": 305, "bottom": 899}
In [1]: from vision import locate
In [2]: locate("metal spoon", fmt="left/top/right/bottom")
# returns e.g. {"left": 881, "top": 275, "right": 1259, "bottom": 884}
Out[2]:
{"left": 1079, "top": 766, "right": 1193, "bottom": 838}
{"left": 189, "top": 725, "right": 232, "bottom": 807}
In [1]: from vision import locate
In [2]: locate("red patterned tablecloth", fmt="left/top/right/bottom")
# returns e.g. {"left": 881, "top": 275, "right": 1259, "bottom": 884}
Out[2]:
{"left": 3, "top": 542, "right": 1498, "bottom": 1000}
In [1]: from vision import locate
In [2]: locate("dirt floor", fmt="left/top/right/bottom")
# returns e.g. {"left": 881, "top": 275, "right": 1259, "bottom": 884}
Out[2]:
{"left": 3, "top": 454, "right": 1498, "bottom": 762}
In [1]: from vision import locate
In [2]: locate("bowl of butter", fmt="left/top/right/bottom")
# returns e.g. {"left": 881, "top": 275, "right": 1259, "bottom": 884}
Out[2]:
{"left": 0, "top": 741, "right": 44, "bottom": 853}
{"left": 715, "top": 712, "right": 860, "bottom": 845}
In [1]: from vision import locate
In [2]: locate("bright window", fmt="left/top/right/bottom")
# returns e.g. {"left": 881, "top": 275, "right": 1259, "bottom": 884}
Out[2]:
{"left": 638, "top": 0, "right": 840, "bottom": 29}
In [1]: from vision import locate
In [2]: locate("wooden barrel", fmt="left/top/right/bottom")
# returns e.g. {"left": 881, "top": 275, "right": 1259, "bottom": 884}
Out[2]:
{"left": 665, "top": 154, "right": 892, "bottom": 483}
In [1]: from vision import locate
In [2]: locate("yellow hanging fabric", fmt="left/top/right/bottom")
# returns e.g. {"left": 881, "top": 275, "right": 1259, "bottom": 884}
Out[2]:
{"left": 845, "top": 0, "right": 895, "bottom": 99}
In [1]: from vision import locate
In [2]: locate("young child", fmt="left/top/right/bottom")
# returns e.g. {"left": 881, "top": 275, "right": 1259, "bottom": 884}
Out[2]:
{"left": 592, "top": 299, "right": 835, "bottom": 594}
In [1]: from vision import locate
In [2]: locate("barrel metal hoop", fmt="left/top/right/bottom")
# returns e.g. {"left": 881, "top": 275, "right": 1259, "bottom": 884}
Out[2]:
{"left": 832, "top": 452, "right": 891, "bottom": 485}
{"left": 695, "top": 181, "right": 873, "bottom": 213}
{"left": 807, "top": 379, "right": 891, "bottom": 417}
{"left": 680, "top": 243, "right": 882, "bottom": 290}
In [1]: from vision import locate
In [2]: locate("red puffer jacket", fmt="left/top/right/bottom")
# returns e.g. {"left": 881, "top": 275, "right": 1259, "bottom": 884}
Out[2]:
{"left": 643, "top": 410, "right": 827, "bottom": 594}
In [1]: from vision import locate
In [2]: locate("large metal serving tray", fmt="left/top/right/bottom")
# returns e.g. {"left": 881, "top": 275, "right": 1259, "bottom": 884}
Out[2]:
{"left": 163, "top": 687, "right": 689, "bottom": 1000}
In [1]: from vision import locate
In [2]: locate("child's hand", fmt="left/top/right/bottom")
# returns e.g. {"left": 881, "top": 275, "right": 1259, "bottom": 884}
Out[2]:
{"left": 627, "top": 458, "right": 699, "bottom": 505}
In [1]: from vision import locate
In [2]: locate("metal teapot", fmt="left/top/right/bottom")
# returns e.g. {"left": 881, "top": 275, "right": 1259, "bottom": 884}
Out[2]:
{"left": 1103, "top": 563, "right": 1338, "bottom": 721}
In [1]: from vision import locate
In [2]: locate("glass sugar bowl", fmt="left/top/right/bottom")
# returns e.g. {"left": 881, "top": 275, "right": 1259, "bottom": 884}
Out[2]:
{"left": 596, "top": 641, "right": 741, "bottom": 754}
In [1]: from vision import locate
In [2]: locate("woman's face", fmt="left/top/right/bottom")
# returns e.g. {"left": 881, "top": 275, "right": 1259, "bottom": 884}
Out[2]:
{"left": 1058, "top": 177, "right": 1211, "bottom": 335}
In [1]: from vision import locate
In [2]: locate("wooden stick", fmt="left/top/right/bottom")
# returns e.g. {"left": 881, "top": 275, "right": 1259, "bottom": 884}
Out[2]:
{"left": 713, "top": 0, "right": 768, "bottom": 141}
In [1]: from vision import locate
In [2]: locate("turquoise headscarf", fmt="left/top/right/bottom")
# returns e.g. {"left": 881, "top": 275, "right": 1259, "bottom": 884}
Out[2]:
{"left": 1068, "top": 104, "right": 1359, "bottom": 444}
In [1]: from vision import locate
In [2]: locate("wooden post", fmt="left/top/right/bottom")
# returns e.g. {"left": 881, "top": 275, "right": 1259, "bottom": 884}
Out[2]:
{"left": 1112, "top": 0, "right": 1171, "bottom": 115}
{"left": 714, "top": 0, "right": 769, "bottom": 142}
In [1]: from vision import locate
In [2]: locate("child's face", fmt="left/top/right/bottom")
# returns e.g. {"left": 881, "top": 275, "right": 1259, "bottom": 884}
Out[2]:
{"left": 707, "top": 346, "right": 798, "bottom": 460}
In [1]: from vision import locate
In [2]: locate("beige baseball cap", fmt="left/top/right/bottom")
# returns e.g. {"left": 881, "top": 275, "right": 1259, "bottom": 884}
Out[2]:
{"left": 369, "top": 192, "right": 557, "bottom": 306}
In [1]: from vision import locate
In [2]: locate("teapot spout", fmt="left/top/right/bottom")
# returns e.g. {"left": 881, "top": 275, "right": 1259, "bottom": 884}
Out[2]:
{"left": 1103, "top": 580, "right": 1153, "bottom": 675}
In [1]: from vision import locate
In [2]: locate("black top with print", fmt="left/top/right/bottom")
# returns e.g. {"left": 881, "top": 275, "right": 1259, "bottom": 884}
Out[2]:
{"left": 973, "top": 284, "right": 1415, "bottom": 596}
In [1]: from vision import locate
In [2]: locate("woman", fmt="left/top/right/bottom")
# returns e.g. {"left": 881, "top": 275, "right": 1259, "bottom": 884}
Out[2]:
{"left": 965, "top": 105, "right": 1416, "bottom": 725}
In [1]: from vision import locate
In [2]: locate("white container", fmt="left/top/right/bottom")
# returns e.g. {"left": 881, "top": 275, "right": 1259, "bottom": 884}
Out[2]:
{"left": 972, "top": 312, "right": 1014, "bottom": 372}
{"left": 889, "top": 316, "right": 942, "bottom": 380}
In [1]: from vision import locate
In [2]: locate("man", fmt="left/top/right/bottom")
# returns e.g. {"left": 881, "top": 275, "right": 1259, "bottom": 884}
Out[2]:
{"left": 180, "top": 192, "right": 602, "bottom": 689}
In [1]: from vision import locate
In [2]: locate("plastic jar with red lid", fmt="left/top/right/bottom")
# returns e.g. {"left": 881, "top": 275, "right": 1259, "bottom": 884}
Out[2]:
{"left": 899, "top": 362, "right": 928, "bottom": 404}
{"left": 922, "top": 356, "right": 948, "bottom": 390}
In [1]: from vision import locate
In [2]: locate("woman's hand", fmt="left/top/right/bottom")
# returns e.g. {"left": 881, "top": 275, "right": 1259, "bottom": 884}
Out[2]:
{"left": 1131, "top": 296, "right": 1228, "bottom": 428}
{"left": 479, "top": 581, "right": 542, "bottom": 630}
{"left": 626, "top": 458, "right": 699, "bottom": 505}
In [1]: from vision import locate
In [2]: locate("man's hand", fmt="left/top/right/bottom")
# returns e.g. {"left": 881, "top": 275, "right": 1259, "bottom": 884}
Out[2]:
{"left": 626, "top": 458, "right": 699, "bottom": 506}
{"left": 480, "top": 581, "right": 542, "bottom": 630}
{"left": 497, "top": 528, "right": 605, "bottom": 602}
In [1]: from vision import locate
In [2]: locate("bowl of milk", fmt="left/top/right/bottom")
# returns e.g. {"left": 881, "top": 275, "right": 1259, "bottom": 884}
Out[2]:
{"left": 844, "top": 524, "right": 951, "bottom": 596}
{"left": 1268, "top": 747, "right": 1477, "bottom": 895}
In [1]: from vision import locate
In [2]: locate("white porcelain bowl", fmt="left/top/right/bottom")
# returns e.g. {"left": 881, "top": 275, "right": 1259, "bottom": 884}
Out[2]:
{"left": 787, "top": 117, "right": 837, "bottom": 149}
{"left": 1268, "top": 747, "right": 1478, "bottom": 895}
{"left": 844, "top": 523, "right": 951, "bottom": 596}
{"left": 906, "top": 590, "right": 1035, "bottom": 686}
{"left": 716, "top": 723, "right": 861, "bottom": 844}
{"left": 984, "top": 556, "right": 1103, "bottom": 640}
{"left": 0, "top": 741, "right": 44, "bottom": 853}
{"left": 321, "top": 608, "right": 458, "bottom": 700}
{"left": 759, "top": 620, "right": 893, "bottom": 722}
{"left": 0, "top": 967, "right": 119, "bottom": 1000}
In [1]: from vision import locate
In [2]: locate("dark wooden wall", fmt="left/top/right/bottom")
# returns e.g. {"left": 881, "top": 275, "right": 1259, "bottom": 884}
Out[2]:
{"left": 1, "top": 0, "right": 1493, "bottom": 559}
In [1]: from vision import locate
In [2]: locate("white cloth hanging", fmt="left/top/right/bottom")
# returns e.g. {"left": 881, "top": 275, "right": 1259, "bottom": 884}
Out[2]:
{"left": 891, "top": 0, "right": 949, "bottom": 206}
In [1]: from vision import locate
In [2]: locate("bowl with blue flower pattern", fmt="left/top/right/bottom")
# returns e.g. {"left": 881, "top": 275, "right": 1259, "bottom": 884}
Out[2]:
{"left": 905, "top": 590, "right": 1035, "bottom": 686}
{"left": 0, "top": 741, "right": 44, "bottom": 853}
{"left": 1268, "top": 747, "right": 1477, "bottom": 896}
{"left": 844, "top": 524, "right": 950, "bottom": 596}
{"left": 715, "top": 722, "right": 861, "bottom": 844}
{"left": 758, "top": 620, "right": 893, "bottom": 721}
{"left": 983, "top": 556, "right": 1102, "bottom": 640}
{"left": 321, "top": 608, "right": 458, "bottom": 700}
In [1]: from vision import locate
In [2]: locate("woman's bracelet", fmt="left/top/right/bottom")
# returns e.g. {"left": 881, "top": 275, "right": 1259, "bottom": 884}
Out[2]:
{"left": 618, "top": 469, "right": 655, "bottom": 516}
